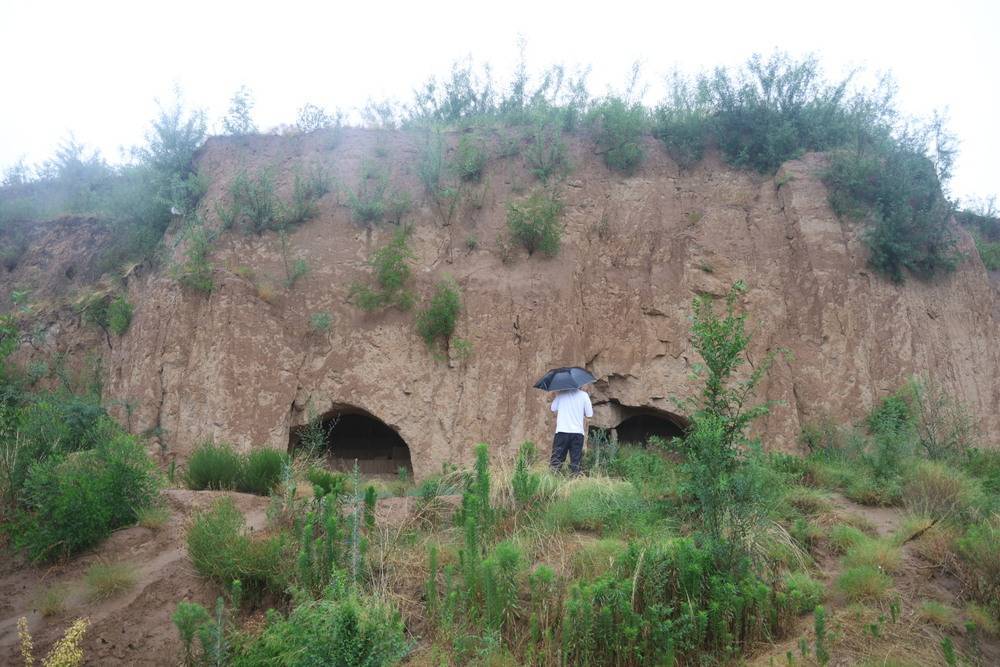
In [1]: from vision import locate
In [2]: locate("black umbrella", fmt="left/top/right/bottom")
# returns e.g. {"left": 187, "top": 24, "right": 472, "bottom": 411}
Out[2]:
{"left": 533, "top": 366, "right": 596, "bottom": 392}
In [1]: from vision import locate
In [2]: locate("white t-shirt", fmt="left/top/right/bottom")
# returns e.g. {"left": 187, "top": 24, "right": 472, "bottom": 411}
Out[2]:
{"left": 550, "top": 389, "right": 594, "bottom": 435}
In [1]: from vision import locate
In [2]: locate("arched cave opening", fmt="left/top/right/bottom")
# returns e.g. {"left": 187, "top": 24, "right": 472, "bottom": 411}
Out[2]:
{"left": 588, "top": 406, "right": 688, "bottom": 447}
{"left": 289, "top": 407, "right": 413, "bottom": 476}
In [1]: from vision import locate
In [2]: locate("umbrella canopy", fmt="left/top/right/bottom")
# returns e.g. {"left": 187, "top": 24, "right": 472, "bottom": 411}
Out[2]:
{"left": 533, "top": 366, "right": 596, "bottom": 392}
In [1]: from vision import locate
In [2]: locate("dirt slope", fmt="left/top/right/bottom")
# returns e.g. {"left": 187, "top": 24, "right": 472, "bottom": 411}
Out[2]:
{"left": 4, "top": 130, "right": 998, "bottom": 476}
{"left": 0, "top": 490, "right": 269, "bottom": 666}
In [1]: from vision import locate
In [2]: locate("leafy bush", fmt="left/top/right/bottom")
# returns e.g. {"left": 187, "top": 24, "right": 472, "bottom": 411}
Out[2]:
{"left": 309, "top": 311, "right": 332, "bottom": 334}
{"left": 506, "top": 190, "right": 563, "bottom": 257}
{"left": 825, "top": 141, "right": 957, "bottom": 282}
{"left": 453, "top": 135, "right": 487, "bottom": 182}
{"left": 349, "top": 227, "right": 414, "bottom": 311}
{"left": 106, "top": 295, "right": 133, "bottom": 335}
{"left": 222, "top": 86, "right": 257, "bottom": 136}
{"left": 908, "top": 375, "right": 978, "bottom": 459}
{"left": 307, "top": 467, "right": 346, "bottom": 499}
{"left": 347, "top": 164, "right": 388, "bottom": 225}
{"left": 233, "top": 593, "right": 408, "bottom": 666}
{"left": 174, "top": 221, "right": 215, "bottom": 294}
{"left": 239, "top": 449, "right": 286, "bottom": 495}
{"left": 524, "top": 120, "right": 569, "bottom": 182}
{"left": 587, "top": 97, "right": 648, "bottom": 174}
{"left": 184, "top": 441, "right": 243, "bottom": 491}
{"left": 956, "top": 516, "right": 1000, "bottom": 613}
{"left": 652, "top": 103, "right": 709, "bottom": 170}
{"left": 415, "top": 279, "right": 461, "bottom": 348}
{"left": 285, "top": 165, "right": 330, "bottom": 225}
{"left": 220, "top": 170, "right": 283, "bottom": 234}
{"left": 186, "top": 496, "right": 287, "bottom": 596}
{"left": 13, "top": 431, "right": 158, "bottom": 561}
{"left": 783, "top": 572, "right": 825, "bottom": 614}
{"left": 295, "top": 103, "right": 343, "bottom": 133}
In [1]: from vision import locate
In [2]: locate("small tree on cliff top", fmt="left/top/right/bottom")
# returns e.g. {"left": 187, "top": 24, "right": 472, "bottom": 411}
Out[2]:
{"left": 680, "top": 281, "right": 782, "bottom": 559}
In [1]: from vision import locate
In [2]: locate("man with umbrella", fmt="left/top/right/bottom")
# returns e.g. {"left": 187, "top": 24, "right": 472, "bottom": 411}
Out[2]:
{"left": 534, "top": 367, "right": 595, "bottom": 475}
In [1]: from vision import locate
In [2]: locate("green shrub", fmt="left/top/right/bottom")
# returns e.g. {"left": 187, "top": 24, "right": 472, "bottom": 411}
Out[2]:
{"left": 974, "top": 236, "right": 1000, "bottom": 270}
{"left": 511, "top": 441, "right": 541, "bottom": 505}
{"left": 956, "top": 516, "right": 1000, "bottom": 612}
{"left": 13, "top": 431, "right": 158, "bottom": 561}
{"left": 184, "top": 441, "right": 243, "bottom": 491}
{"left": 453, "top": 135, "right": 487, "bottom": 182}
{"left": 524, "top": 120, "right": 569, "bottom": 182}
{"left": 587, "top": 97, "right": 647, "bottom": 174}
{"left": 174, "top": 221, "right": 214, "bottom": 294}
{"left": 347, "top": 166, "right": 387, "bottom": 225}
{"left": 222, "top": 85, "right": 257, "bottom": 135}
{"left": 285, "top": 165, "right": 330, "bottom": 225}
{"left": 349, "top": 227, "right": 414, "bottom": 311}
{"left": 186, "top": 496, "right": 287, "bottom": 596}
{"left": 569, "top": 538, "right": 627, "bottom": 579}
{"left": 307, "top": 468, "right": 346, "bottom": 499}
{"left": 309, "top": 311, "right": 332, "bottom": 334}
{"left": 239, "top": 449, "right": 286, "bottom": 495}
{"left": 173, "top": 601, "right": 212, "bottom": 665}
{"left": 652, "top": 78, "right": 709, "bottom": 170}
{"left": 233, "top": 593, "right": 407, "bottom": 667}
{"left": 783, "top": 572, "right": 825, "bottom": 614}
{"left": 607, "top": 446, "right": 679, "bottom": 499}
{"left": 825, "top": 142, "right": 957, "bottom": 282}
{"left": 221, "top": 170, "right": 283, "bottom": 234}
{"left": 415, "top": 279, "right": 461, "bottom": 348}
{"left": 506, "top": 190, "right": 563, "bottom": 256}
{"left": 106, "top": 295, "right": 133, "bottom": 335}
{"left": 836, "top": 565, "right": 892, "bottom": 601}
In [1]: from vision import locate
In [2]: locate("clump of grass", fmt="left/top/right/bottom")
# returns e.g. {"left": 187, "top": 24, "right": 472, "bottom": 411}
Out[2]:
{"left": 545, "top": 478, "right": 647, "bottom": 534}
{"left": 784, "top": 486, "right": 834, "bottom": 516}
{"left": 36, "top": 585, "right": 68, "bottom": 617}
{"left": 569, "top": 538, "right": 627, "bottom": 579}
{"left": 964, "top": 603, "right": 998, "bottom": 636}
{"left": 183, "top": 441, "right": 243, "bottom": 490}
{"left": 828, "top": 524, "right": 868, "bottom": 554}
{"left": 836, "top": 565, "right": 893, "bottom": 601}
{"left": 903, "top": 460, "right": 984, "bottom": 523}
{"left": 136, "top": 504, "right": 170, "bottom": 530}
{"left": 843, "top": 538, "right": 903, "bottom": 574}
{"left": 918, "top": 600, "right": 958, "bottom": 629}
{"left": 84, "top": 561, "right": 137, "bottom": 600}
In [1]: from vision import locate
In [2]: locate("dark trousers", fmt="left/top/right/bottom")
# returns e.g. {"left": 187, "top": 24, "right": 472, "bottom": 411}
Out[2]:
{"left": 550, "top": 432, "right": 585, "bottom": 474}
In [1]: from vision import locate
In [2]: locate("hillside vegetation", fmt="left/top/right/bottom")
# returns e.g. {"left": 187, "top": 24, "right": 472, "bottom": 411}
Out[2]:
{"left": 0, "top": 53, "right": 986, "bottom": 286}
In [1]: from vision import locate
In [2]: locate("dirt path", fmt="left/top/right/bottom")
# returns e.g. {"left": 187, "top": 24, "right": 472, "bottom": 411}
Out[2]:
{"left": 0, "top": 490, "right": 270, "bottom": 666}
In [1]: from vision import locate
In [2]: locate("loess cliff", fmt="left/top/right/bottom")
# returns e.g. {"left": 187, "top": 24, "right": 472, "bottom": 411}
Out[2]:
{"left": 4, "top": 129, "right": 998, "bottom": 478}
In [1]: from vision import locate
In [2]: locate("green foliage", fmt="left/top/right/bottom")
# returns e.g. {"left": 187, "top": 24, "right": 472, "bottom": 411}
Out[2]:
{"left": 587, "top": 96, "right": 648, "bottom": 174}
{"left": 681, "top": 281, "right": 776, "bottom": 549}
{"left": 222, "top": 85, "right": 257, "bottom": 136}
{"left": 957, "top": 204, "right": 1000, "bottom": 270}
{"left": 545, "top": 479, "right": 647, "bottom": 533}
{"left": 221, "top": 169, "right": 283, "bottom": 234}
{"left": 783, "top": 572, "right": 825, "bottom": 615}
{"left": 184, "top": 441, "right": 243, "bottom": 491}
{"left": 12, "top": 428, "right": 158, "bottom": 561}
{"left": 524, "top": 119, "right": 569, "bottom": 182}
{"left": 453, "top": 135, "right": 487, "bottom": 182}
{"left": 347, "top": 163, "right": 388, "bottom": 225}
{"left": 814, "top": 605, "right": 830, "bottom": 665}
{"left": 184, "top": 442, "right": 286, "bottom": 495}
{"left": 836, "top": 565, "right": 892, "bottom": 601}
{"left": 174, "top": 220, "right": 215, "bottom": 294}
{"left": 106, "top": 295, "right": 133, "bottom": 335}
{"left": 307, "top": 468, "right": 346, "bottom": 499}
{"left": 415, "top": 279, "right": 461, "bottom": 348}
{"left": 511, "top": 441, "right": 541, "bottom": 505}
{"left": 295, "top": 103, "right": 343, "bottom": 133}
{"left": 825, "top": 139, "right": 957, "bottom": 282}
{"left": 240, "top": 449, "right": 286, "bottom": 495}
{"left": 309, "top": 311, "right": 332, "bottom": 334}
{"left": 233, "top": 592, "right": 408, "bottom": 667}
{"left": 350, "top": 227, "right": 414, "bottom": 311}
{"left": 186, "top": 496, "right": 287, "bottom": 596}
{"left": 653, "top": 77, "right": 709, "bottom": 169}
{"left": 173, "top": 601, "right": 212, "bottom": 666}
{"left": 505, "top": 190, "right": 563, "bottom": 257}
{"left": 956, "top": 516, "right": 1000, "bottom": 614}
{"left": 285, "top": 165, "right": 330, "bottom": 225}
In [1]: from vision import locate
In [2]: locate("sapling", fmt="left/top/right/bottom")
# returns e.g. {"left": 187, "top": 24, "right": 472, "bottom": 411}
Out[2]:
{"left": 814, "top": 605, "right": 829, "bottom": 666}
{"left": 364, "top": 485, "right": 377, "bottom": 529}
{"left": 426, "top": 544, "right": 439, "bottom": 620}
{"left": 172, "top": 601, "right": 210, "bottom": 666}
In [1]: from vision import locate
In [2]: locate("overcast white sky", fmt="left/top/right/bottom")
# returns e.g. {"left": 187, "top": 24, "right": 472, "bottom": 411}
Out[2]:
{"left": 1, "top": 0, "right": 997, "bottom": 204}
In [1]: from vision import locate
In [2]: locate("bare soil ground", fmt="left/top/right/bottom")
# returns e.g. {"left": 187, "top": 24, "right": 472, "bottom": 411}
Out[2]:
{"left": 0, "top": 490, "right": 269, "bottom": 666}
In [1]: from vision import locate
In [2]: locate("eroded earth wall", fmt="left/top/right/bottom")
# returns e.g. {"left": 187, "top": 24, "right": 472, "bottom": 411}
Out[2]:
{"left": 7, "top": 130, "right": 998, "bottom": 478}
